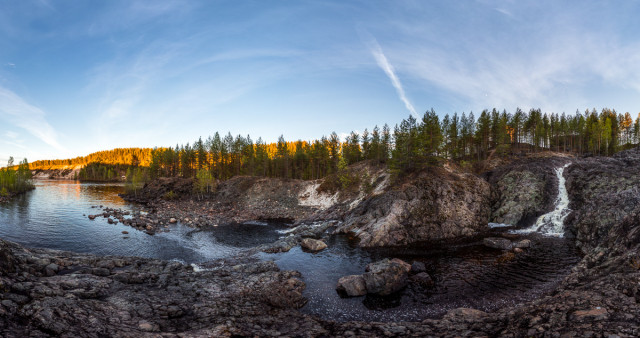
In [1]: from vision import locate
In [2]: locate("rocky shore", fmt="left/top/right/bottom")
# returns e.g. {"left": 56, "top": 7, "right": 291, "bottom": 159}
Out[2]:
{"left": 2, "top": 148, "right": 640, "bottom": 336}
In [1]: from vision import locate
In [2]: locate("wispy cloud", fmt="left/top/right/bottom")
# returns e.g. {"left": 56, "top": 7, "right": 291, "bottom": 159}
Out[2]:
{"left": 4, "top": 63, "right": 15, "bottom": 68}
{"left": 5, "top": 131, "right": 19, "bottom": 139}
{"left": 0, "top": 87, "right": 66, "bottom": 152}
{"left": 364, "top": 35, "right": 419, "bottom": 118}
{"left": 374, "top": 2, "right": 640, "bottom": 114}
{"left": 3, "top": 140, "right": 27, "bottom": 150}
{"left": 494, "top": 8, "right": 514, "bottom": 18}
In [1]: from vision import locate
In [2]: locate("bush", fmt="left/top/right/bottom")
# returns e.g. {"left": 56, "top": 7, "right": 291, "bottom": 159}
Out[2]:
{"left": 194, "top": 169, "right": 216, "bottom": 199}
{"left": 163, "top": 190, "right": 177, "bottom": 200}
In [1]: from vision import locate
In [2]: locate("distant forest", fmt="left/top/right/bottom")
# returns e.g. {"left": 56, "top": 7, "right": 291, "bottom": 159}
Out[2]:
{"left": 29, "top": 148, "right": 153, "bottom": 170}
{"left": 20, "top": 107, "right": 640, "bottom": 184}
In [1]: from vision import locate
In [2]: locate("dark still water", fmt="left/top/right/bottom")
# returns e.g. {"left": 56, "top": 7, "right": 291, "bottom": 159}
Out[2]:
{"left": 262, "top": 233, "right": 581, "bottom": 322}
{"left": 0, "top": 180, "right": 285, "bottom": 263}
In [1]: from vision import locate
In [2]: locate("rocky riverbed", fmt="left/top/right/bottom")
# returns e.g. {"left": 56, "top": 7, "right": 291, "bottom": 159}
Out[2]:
{"left": 2, "top": 149, "right": 640, "bottom": 336}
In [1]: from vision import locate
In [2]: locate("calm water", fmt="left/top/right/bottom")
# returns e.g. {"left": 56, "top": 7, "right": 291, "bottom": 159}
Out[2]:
{"left": 262, "top": 232, "right": 580, "bottom": 322}
{"left": 1, "top": 180, "right": 581, "bottom": 322}
{"left": 0, "top": 180, "right": 286, "bottom": 263}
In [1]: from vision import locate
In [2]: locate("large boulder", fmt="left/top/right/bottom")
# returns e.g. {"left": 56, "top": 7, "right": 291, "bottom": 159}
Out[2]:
{"left": 362, "top": 258, "right": 411, "bottom": 296}
{"left": 300, "top": 238, "right": 327, "bottom": 252}
{"left": 336, "top": 275, "right": 367, "bottom": 297}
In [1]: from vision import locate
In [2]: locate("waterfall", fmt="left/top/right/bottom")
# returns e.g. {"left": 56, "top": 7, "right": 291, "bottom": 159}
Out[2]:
{"left": 513, "top": 163, "right": 571, "bottom": 237}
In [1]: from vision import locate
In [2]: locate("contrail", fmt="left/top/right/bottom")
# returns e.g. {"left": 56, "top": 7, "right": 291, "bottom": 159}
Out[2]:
{"left": 368, "top": 38, "right": 419, "bottom": 119}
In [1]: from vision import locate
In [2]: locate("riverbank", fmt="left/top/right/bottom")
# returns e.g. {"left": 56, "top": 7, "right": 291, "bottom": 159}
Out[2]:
{"left": 0, "top": 187, "right": 35, "bottom": 204}
{"left": 0, "top": 221, "right": 635, "bottom": 336}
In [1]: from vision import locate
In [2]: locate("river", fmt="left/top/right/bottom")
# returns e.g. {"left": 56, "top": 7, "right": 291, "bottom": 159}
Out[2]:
{"left": 0, "top": 180, "right": 286, "bottom": 263}
{"left": 0, "top": 179, "right": 581, "bottom": 322}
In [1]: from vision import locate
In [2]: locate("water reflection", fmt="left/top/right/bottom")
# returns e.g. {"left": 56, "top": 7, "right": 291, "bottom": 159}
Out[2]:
{"left": 0, "top": 180, "right": 284, "bottom": 263}
{"left": 263, "top": 234, "right": 580, "bottom": 322}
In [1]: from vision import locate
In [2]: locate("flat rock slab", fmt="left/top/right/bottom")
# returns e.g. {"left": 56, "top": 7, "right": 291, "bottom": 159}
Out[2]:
{"left": 513, "top": 239, "right": 532, "bottom": 248}
{"left": 483, "top": 237, "right": 513, "bottom": 250}
{"left": 571, "top": 307, "right": 608, "bottom": 321}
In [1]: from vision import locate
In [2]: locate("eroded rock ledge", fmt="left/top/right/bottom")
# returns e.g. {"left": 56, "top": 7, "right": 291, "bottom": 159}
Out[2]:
{"left": 0, "top": 232, "right": 638, "bottom": 337}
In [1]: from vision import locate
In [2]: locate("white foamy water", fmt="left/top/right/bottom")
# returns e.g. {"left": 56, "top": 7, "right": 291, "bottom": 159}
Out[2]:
{"left": 513, "top": 163, "right": 571, "bottom": 237}
{"left": 488, "top": 222, "right": 512, "bottom": 228}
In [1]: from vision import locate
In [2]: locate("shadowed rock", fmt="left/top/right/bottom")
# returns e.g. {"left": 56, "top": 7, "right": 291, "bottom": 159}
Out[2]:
{"left": 363, "top": 258, "right": 411, "bottom": 296}
{"left": 483, "top": 237, "right": 513, "bottom": 250}
{"left": 336, "top": 275, "right": 367, "bottom": 297}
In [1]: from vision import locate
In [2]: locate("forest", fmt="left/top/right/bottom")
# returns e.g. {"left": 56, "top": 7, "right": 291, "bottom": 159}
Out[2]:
{"left": 16, "top": 107, "right": 640, "bottom": 186}
{"left": 29, "top": 148, "right": 153, "bottom": 170}
{"left": 0, "top": 157, "right": 34, "bottom": 198}
{"left": 144, "top": 107, "right": 640, "bottom": 181}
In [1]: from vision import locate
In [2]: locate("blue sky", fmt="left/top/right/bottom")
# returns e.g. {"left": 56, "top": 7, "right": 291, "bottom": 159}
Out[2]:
{"left": 1, "top": 0, "right": 640, "bottom": 164}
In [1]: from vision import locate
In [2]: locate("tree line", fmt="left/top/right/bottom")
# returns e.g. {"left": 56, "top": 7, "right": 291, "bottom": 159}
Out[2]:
{"left": 391, "top": 108, "right": 640, "bottom": 172}
{"left": 146, "top": 126, "right": 393, "bottom": 181}
{"left": 144, "top": 107, "right": 640, "bottom": 180}
{"left": 0, "top": 157, "right": 34, "bottom": 198}
{"left": 19, "top": 107, "right": 640, "bottom": 186}
{"left": 29, "top": 148, "right": 153, "bottom": 170}
{"left": 77, "top": 163, "right": 136, "bottom": 182}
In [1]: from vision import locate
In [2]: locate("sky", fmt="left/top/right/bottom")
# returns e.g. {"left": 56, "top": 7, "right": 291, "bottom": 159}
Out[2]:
{"left": 1, "top": 0, "right": 640, "bottom": 164}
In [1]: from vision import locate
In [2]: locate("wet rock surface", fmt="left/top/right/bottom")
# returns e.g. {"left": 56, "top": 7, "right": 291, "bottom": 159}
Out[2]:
{"left": 485, "top": 155, "right": 572, "bottom": 227}
{"left": 483, "top": 237, "right": 513, "bottom": 250}
{"left": 0, "top": 238, "right": 327, "bottom": 337}
{"left": 336, "top": 275, "right": 367, "bottom": 297}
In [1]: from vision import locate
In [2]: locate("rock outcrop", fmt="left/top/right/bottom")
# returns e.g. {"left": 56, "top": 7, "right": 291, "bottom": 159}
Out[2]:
{"left": 120, "top": 162, "right": 494, "bottom": 248}
{"left": 565, "top": 147, "right": 640, "bottom": 253}
{"left": 337, "top": 166, "right": 491, "bottom": 247}
{"left": 0, "top": 238, "right": 321, "bottom": 337}
{"left": 485, "top": 155, "right": 571, "bottom": 226}
{"left": 336, "top": 258, "right": 413, "bottom": 298}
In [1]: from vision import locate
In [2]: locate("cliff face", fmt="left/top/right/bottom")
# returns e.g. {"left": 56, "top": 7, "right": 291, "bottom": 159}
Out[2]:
{"left": 484, "top": 155, "right": 572, "bottom": 227}
{"left": 31, "top": 168, "right": 81, "bottom": 180}
{"left": 126, "top": 162, "right": 492, "bottom": 247}
{"left": 336, "top": 165, "right": 491, "bottom": 247}
{"left": 565, "top": 147, "right": 640, "bottom": 254}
